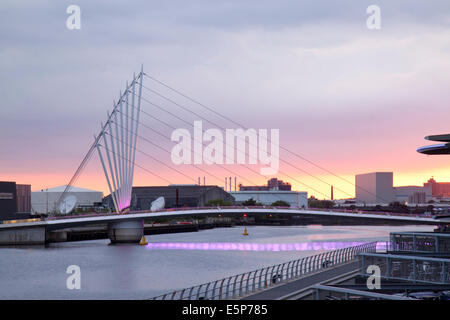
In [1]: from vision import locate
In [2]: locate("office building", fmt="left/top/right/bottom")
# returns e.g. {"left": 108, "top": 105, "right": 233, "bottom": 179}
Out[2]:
{"left": 423, "top": 177, "right": 450, "bottom": 198}
{"left": 0, "top": 181, "right": 32, "bottom": 220}
{"left": 355, "top": 172, "right": 395, "bottom": 204}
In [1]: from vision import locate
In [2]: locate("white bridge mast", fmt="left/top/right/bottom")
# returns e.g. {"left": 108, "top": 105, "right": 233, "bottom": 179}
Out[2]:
{"left": 95, "top": 66, "right": 143, "bottom": 213}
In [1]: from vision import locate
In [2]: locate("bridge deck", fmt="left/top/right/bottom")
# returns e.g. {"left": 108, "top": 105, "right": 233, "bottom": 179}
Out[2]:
{"left": 0, "top": 208, "right": 441, "bottom": 231}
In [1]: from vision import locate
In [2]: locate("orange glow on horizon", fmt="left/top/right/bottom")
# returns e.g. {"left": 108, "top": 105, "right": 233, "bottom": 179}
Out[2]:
{"left": 4, "top": 163, "right": 450, "bottom": 200}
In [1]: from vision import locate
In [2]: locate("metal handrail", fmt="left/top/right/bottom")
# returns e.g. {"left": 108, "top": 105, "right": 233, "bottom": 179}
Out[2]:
{"left": 358, "top": 252, "right": 450, "bottom": 284}
{"left": 313, "top": 284, "right": 417, "bottom": 300}
{"left": 149, "top": 242, "right": 377, "bottom": 300}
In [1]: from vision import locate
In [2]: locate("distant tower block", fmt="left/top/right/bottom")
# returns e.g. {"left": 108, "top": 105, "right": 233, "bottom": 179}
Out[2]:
{"left": 225, "top": 177, "right": 227, "bottom": 191}
{"left": 331, "top": 186, "right": 334, "bottom": 200}
{"left": 203, "top": 176, "right": 206, "bottom": 186}
{"left": 234, "top": 177, "right": 237, "bottom": 191}
{"left": 229, "top": 177, "right": 232, "bottom": 191}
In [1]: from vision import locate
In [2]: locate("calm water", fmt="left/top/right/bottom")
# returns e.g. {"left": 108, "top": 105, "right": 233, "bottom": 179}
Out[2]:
{"left": 0, "top": 225, "right": 435, "bottom": 299}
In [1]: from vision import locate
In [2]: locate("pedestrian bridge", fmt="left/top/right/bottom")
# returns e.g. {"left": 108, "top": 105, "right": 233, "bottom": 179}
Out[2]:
{"left": 0, "top": 207, "right": 447, "bottom": 246}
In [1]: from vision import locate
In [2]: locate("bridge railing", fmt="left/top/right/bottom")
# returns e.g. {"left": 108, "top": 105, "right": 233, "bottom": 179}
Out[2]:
{"left": 389, "top": 232, "right": 450, "bottom": 254}
{"left": 44, "top": 205, "right": 434, "bottom": 221}
{"left": 312, "top": 284, "right": 417, "bottom": 300}
{"left": 358, "top": 252, "right": 450, "bottom": 284}
{"left": 149, "top": 242, "right": 377, "bottom": 300}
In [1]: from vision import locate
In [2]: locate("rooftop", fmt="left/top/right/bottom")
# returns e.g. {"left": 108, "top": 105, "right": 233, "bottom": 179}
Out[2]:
{"left": 33, "top": 185, "right": 102, "bottom": 193}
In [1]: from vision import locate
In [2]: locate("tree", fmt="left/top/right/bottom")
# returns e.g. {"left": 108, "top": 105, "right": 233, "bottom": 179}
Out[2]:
{"left": 308, "top": 197, "right": 334, "bottom": 209}
{"left": 241, "top": 198, "right": 263, "bottom": 206}
{"left": 205, "top": 199, "right": 232, "bottom": 207}
{"left": 271, "top": 200, "right": 290, "bottom": 207}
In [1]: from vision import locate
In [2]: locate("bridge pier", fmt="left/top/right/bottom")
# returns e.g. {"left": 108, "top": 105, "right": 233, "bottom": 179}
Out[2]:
{"left": 0, "top": 226, "right": 46, "bottom": 245}
{"left": 108, "top": 220, "right": 144, "bottom": 244}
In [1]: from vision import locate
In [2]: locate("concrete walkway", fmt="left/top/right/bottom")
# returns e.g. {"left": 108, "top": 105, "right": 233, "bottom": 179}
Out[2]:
{"left": 241, "top": 261, "right": 359, "bottom": 300}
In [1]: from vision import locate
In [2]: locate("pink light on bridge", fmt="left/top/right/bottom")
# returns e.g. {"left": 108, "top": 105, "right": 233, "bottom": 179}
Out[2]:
{"left": 145, "top": 241, "right": 368, "bottom": 251}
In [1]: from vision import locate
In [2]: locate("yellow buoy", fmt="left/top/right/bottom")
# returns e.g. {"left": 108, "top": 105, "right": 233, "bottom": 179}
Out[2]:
{"left": 139, "top": 235, "right": 148, "bottom": 245}
{"left": 242, "top": 227, "right": 249, "bottom": 236}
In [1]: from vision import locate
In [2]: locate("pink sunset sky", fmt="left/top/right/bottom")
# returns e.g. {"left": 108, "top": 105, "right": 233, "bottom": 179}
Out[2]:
{"left": 2, "top": 1, "right": 450, "bottom": 199}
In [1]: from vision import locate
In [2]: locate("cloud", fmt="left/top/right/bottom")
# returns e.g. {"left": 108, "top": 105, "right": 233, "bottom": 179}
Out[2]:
{"left": 1, "top": 0, "right": 450, "bottom": 195}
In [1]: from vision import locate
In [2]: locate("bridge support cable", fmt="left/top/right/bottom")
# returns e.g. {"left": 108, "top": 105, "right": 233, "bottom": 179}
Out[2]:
{"left": 133, "top": 85, "right": 354, "bottom": 200}
{"left": 118, "top": 97, "right": 330, "bottom": 203}
{"left": 125, "top": 91, "right": 334, "bottom": 201}
{"left": 141, "top": 74, "right": 390, "bottom": 203}
{"left": 107, "top": 101, "right": 320, "bottom": 206}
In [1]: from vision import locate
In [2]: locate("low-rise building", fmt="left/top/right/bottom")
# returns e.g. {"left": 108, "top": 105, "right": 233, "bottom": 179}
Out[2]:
{"left": 229, "top": 190, "right": 308, "bottom": 208}
{"left": 103, "top": 185, "right": 235, "bottom": 211}
{"left": 31, "top": 185, "right": 103, "bottom": 214}
{"left": 394, "top": 185, "right": 432, "bottom": 204}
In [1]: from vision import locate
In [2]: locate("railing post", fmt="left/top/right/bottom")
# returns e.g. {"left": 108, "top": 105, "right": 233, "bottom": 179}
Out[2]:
{"left": 300, "top": 258, "right": 306, "bottom": 277}
{"left": 442, "top": 262, "right": 446, "bottom": 283}
{"left": 180, "top": 288, "right": 186, "bottom": 300}
{"left": 188, "top": 286, "right": 195, "bottom": 300}
{"left": 244, "top": 273, "right": 250, "bottom": 295}
{"left": 386, "top": 256, "right": 390, "bottom": 278}
{"left": 225, "top": 277, "right": 233, "bottom": 299}
{"left": 339, "top": 247, "right": 345, "bottom": 263}
{"left": 361, "top": 254, "right": 365, "bottom": 275}
{"left": 330, "top": 249, "right": 337, "bottom": 266}
{"left": 261, "top": 267, "right": 270, "bottom": 289}
{"left": 287, "top": 261, "right": 293, "bottom": 279}
{"left": 269, "top": 265, "right": 278, "bottom": 285}
{"left": 219, "top": 278, "right": 226, "bottom": 300}
{"left": 196, "top": 284, "right": 204, "bottom": 300}
{"left": 232, "top": 275, "right": 240, "bottom": 298}
{"left": 313, "top": 254, "right": 320, "bottom": 272}
{"left": 211, "top": 280, "right": 220, "bottom": 300}
{"left": 204, "top": 282, "right": 212, "bottom": 300}
{"left": 308, "top": 255, "right": 314, "bottom": 273}
{"left": 344, "top": 247, "right": 349, "bottom": 262}
{"left": 310, "top": 255, "right": 316, "bottom": 272}
{"left": 275, "top": 263, "right": 283, "bottom": 282}
{"left": 238, "top": 273, "right": 246, "bottom": 297}
{"left": 293, "top": 259, "right": 299, "bottom": 277}
{"left": 253, "top": 269, "right": 261, "bottom": 292}
{"left": 307, "top": 256, "right": 313, "bottom": 273}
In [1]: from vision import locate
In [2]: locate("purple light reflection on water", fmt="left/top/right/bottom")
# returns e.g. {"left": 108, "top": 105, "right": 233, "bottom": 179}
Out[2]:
{"left": 145, "top": 241, "right": 369, "bottom": 251}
